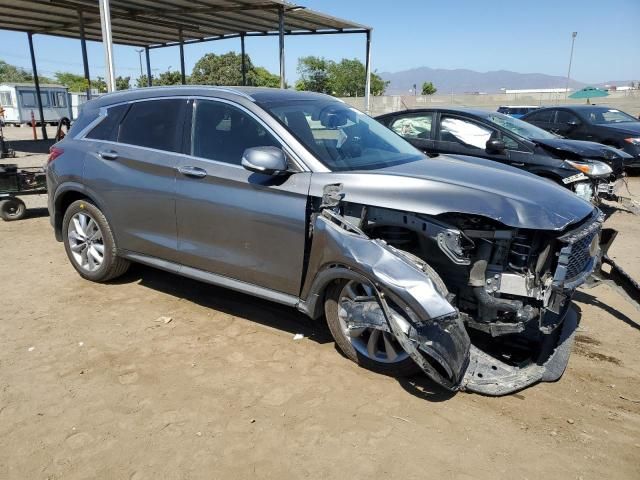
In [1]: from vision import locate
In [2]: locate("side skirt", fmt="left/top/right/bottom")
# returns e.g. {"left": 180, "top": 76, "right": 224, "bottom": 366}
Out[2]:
{"left": 120, "top": 250, "right": 301, "bottom": 308}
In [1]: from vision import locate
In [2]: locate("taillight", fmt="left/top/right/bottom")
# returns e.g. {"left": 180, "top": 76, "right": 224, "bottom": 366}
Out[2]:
{"left": 48, "top": 146, "right": 64, "bottom": 164}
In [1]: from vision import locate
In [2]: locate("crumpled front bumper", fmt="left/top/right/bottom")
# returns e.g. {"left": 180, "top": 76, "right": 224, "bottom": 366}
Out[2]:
{"left": 301, "top": 210, "right": 583, "bottom": 396}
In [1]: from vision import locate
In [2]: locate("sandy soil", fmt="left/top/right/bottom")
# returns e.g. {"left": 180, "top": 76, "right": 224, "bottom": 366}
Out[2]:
{"left": 0, "top": 140, "right": 639, "bottom": 479}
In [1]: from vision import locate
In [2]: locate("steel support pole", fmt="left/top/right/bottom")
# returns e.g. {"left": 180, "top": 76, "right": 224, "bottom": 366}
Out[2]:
{"left": 278, "top": 6, "right": 285, "bottom": 89}
{"left": 364, "top": 29, "right": 372, "bottom": 114}
{"left": 145, "top": 46, "right": 152, "bottom": 87}
{"left": 27, "top": 32, "right": 47, "bottom": 140}
{"left": 240, "top": 33, "right": 246, "bottom": 86}
{"left": 565, "top": 32, "right": 577, "bottom": 99}
{"left": 78, "top": 10, "right": 91, "bottom": 99}
{"left": 98, "top": 0, "right": 115, "bottom": 92}
{"left": 179, "top": 29, "right": 186, "bottom": 85}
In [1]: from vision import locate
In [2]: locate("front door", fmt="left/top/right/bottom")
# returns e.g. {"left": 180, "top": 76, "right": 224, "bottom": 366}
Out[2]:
{"left": 435, "top": 114, "right": 509, "bottom": 165}
{"left": 175, "top": 98, "right": 311, "bottom": 296}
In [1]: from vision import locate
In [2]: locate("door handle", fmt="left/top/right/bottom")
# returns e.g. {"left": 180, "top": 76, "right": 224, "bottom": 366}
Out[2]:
{"left": 178, "top": 165, "right": 207, "bottom": 178}
{"left": 98, "top": 150, "right": 118, "bottom": 160}
{"left": 511, "top": 162, "right": 525, "bottom": 167}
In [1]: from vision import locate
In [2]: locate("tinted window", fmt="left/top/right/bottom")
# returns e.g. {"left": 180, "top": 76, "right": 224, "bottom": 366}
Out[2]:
{"left": 526, "top": 110, "right": 554, "bottom": 122}
{"left": 439, "top": 115, "right": 495, "bottom": 149}
{"left": 118, "top": 99, "right": 186, "bottom": 152}
{"left": 390, "top": 113, "right": 433, "bottom": 139}
{"left": 555, "top": 110, "right": 580, "bottom": 124}
{"left": 86, "top": 103, "right": 129, "bottom": 141}
{"left": 191, "top": 100, "right": 280, "bottom": 165}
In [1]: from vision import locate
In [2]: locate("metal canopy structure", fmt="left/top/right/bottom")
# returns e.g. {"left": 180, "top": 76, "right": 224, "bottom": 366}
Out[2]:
{"left": 0, "top": 0, "right": 373, "bottom": 139}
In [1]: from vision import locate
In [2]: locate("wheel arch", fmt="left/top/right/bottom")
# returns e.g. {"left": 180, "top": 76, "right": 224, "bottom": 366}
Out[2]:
{"left": 53, "top": 184, "right": 110, "bottom": 241}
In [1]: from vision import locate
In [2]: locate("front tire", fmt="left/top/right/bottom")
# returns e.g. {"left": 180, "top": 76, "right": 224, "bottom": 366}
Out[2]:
{"left": 62, "top": 199, "right": 130, "bottom": 282}
{"left": 324, "top": 279, "right": 421, "bottom": 377}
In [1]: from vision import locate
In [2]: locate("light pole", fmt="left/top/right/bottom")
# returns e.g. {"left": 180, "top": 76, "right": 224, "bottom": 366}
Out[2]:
{"left": 565, "top": 32, "right": 577, "bottom": 99}
{"left": 136, "top": 48, "right": 144, "bottom": 82}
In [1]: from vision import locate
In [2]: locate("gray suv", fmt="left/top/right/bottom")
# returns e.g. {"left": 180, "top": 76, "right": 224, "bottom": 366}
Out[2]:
{"left": 47, "top": 86, "right": 603, "bottom": 395}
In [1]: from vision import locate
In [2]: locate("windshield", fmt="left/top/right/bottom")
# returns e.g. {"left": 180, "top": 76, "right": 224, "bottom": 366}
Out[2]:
{"left": 260, "top": 99, "right": 425, "bottom": 171}
{"left": 485, "top": 112, "right": 557, "bottom": 140}
{"left": 584, "top": 107, "right": 638, "bottom": 124}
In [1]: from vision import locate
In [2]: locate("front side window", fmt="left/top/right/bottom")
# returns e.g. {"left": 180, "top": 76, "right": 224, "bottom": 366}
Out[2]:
{"left": 118, "top": 99, "right": 186, "bottom": 152}
{"left": 439, "top": 115, "right": 495, "bottom": 149}
{"left": 555, "top": 110, "right": 580, "bottom": 125}
{"left": 0, "top": 92, "right": 12, "bottom": 107}
{"left": 526, "top": 110, "right": 554, "bottom": 123}
{"left": 486, "top": 113, "right": 557, "bottom": 140}
{"left": 191, "top": 100, "right": 280, "bottom": 165}
{"left": 260, "top": 99, "right": 424, "bottom": 172}
{"left": 390, "top": 113, "right": 433, "bottom": 139}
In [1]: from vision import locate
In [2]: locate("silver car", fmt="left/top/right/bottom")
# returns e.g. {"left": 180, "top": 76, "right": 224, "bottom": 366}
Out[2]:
{"left": 47, "top": 87, "right": 603, "bottom": 395}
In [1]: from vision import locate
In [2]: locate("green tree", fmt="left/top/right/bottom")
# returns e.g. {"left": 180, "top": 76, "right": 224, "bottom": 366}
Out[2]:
{"left": 155, "top": 69, "right": 183, "bottom": 86}
{"left": 0, "top": 60, "right": 33, "bottom": 83}
{"left": 295, "top": 56, "right": 330, "bottom": 93}
{"left": 0, "top": 59, "right": 52, "bottom": 84}
{"left": 115, "top": 75, "right": 131, "bottom": 90}
{"left": 421, "top": 81, "right": 437, "bottom": 95}
{"left": 136, "top": 75, "right": 150, "bottom": 88}
{"left": 250, "top": 66, "right": 280, "bottom": 88}
{"left": 190, "top": 52, "right": 249, "bottom": 85}
{"left": 295, "top": 57, "right": 387, "bottom": 97}
{"left": 54, "top": 72, "right": 87, "bottom": 91}
{"left": 93, "top": 76, "right": 108, "bottom": 93}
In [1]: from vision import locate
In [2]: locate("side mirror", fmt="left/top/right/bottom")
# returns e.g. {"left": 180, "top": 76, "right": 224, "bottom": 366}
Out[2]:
{"left": 242, "top": 146, "right": 289, "bottom": 176}
{"left": 567, "top": 120, "right": 579, "bottom": 127}
{"left": 486, "top": 138, "right": 506, "bottom": 153}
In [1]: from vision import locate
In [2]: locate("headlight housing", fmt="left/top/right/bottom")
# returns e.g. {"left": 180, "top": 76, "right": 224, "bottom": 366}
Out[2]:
{"left": 565, "top": 160, "right": 612, "bottom": 178}
{"left": 624, "top": 137, "right": 640, "bottom": 146}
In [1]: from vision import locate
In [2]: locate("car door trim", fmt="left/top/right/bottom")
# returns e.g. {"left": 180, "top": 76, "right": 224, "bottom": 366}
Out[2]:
{"left": 120, "top": 250, "right": 300, "bottom": 307}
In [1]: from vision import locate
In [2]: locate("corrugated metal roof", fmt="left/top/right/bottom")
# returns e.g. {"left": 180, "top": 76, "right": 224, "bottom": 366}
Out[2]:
{"left": 0, "top": 0, "right": 369, "bottom": 47}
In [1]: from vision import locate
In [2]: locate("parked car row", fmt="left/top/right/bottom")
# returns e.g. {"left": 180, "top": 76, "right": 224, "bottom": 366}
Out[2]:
{"left": 47, "top": 87, "right": 627, "bottom": 396}
{"left": 376, "top": 107, "right": 631, "bottom": 203}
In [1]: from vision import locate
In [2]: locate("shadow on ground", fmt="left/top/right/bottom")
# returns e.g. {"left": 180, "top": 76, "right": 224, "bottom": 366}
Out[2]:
{"left": 575, "top": 289, "right": 639, "bottom": 331}
{"left": 116, "top": 263, "right": 333, "bottom": 345}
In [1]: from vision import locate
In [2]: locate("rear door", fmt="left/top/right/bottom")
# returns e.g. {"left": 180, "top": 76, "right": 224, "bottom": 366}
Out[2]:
{"left": 552, "top": 109, "right": 587, "bottom": 139}
{"left": 386, "top": 112, "right": 436, "bottom": 153}
{"left": 174, "top": 98, "right": 311, "bottom": 296}
{"left": 82, "top": 97, "right": 187, "bottom": 261}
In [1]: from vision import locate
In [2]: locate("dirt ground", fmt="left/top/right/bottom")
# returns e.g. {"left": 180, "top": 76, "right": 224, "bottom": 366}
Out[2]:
{"left": 1, "top": 129, "right": 639, "bottom": 479}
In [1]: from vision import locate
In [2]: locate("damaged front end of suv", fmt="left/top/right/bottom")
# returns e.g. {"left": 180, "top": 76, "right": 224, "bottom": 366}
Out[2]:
{"left": 299, "top": 182, "right": 607, "bottom": 396}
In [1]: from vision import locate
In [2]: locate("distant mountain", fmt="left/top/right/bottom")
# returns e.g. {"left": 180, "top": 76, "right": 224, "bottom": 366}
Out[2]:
{"left": 379, "top": 67, "right": 593, "bottom": 94}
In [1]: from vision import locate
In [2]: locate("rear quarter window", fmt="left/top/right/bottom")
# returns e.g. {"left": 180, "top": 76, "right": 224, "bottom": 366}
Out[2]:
{"left": 85, "top": 103, "right": 129, "bottom": 141}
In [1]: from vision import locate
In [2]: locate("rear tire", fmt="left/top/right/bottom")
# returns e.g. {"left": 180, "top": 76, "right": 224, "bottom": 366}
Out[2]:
{"left": 62, "top": 199, "right": 130, "bottom": 282}
{"left": 0, "top": 197, "right": 26, "bottom": 221}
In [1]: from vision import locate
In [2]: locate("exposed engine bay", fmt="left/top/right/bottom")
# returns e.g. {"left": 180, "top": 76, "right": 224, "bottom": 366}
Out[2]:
{"left": 302, "top": 184, "right": 608, "bottom": 395}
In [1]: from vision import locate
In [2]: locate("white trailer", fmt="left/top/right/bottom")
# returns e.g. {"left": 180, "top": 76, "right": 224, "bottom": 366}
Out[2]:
{"left": 69, "top": 90, "right": 102, "bottom": 120}
{"left": 0, "top": 83, "right": 72, "bottom": 126}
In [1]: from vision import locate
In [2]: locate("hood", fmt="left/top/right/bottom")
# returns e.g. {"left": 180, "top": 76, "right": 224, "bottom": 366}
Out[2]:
{"left": 309, "top": 155, "right": 595, "bottom": 231}
{"left": 596, "top": 121, "right": 640, "bottom": 136}
{"left": 532, "top": 138, "right": 632, "bottom": 161}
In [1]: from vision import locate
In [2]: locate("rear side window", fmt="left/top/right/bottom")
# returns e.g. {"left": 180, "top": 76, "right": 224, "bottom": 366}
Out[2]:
{"left": 85, "top": 103, "right": 129, "bottom": 141}
{"left": 118, "top": 99, "right": 186, "bottom": 152}
{"left": 390, "top": 113, "right": 433, "bottom": 139}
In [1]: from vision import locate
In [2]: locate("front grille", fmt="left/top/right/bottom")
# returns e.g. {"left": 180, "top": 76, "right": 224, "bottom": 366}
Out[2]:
{"left": 565, "top": 231, "right": 598, "bottom": 279}
{"left": 553, "top": 211, "right": 603, "bottom": 287}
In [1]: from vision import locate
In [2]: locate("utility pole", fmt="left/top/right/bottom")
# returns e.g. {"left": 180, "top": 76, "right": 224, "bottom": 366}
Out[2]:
{"left": 565, "top": 32, "right": 577, "bottom": 99}
{"left": 135, "top": 48, "right": 144, "bottom": 82}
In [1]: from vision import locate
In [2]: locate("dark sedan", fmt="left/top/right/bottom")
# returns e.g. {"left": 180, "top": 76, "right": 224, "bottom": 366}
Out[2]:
{"left": 521, "top": 105, "right": 640, "bottom": 168}
{"left": 376, "top": 107, "right": 629, "bottom": 202}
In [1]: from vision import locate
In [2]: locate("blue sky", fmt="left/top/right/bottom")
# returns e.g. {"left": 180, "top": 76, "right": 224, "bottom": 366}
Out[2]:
{"left": 0, "top": 0, "right": 638, "bottom": 84}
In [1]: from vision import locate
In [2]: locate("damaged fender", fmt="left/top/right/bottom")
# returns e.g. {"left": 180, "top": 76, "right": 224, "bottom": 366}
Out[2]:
{"left": 300, "top": 210, "right": 471, "bottom": 390}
